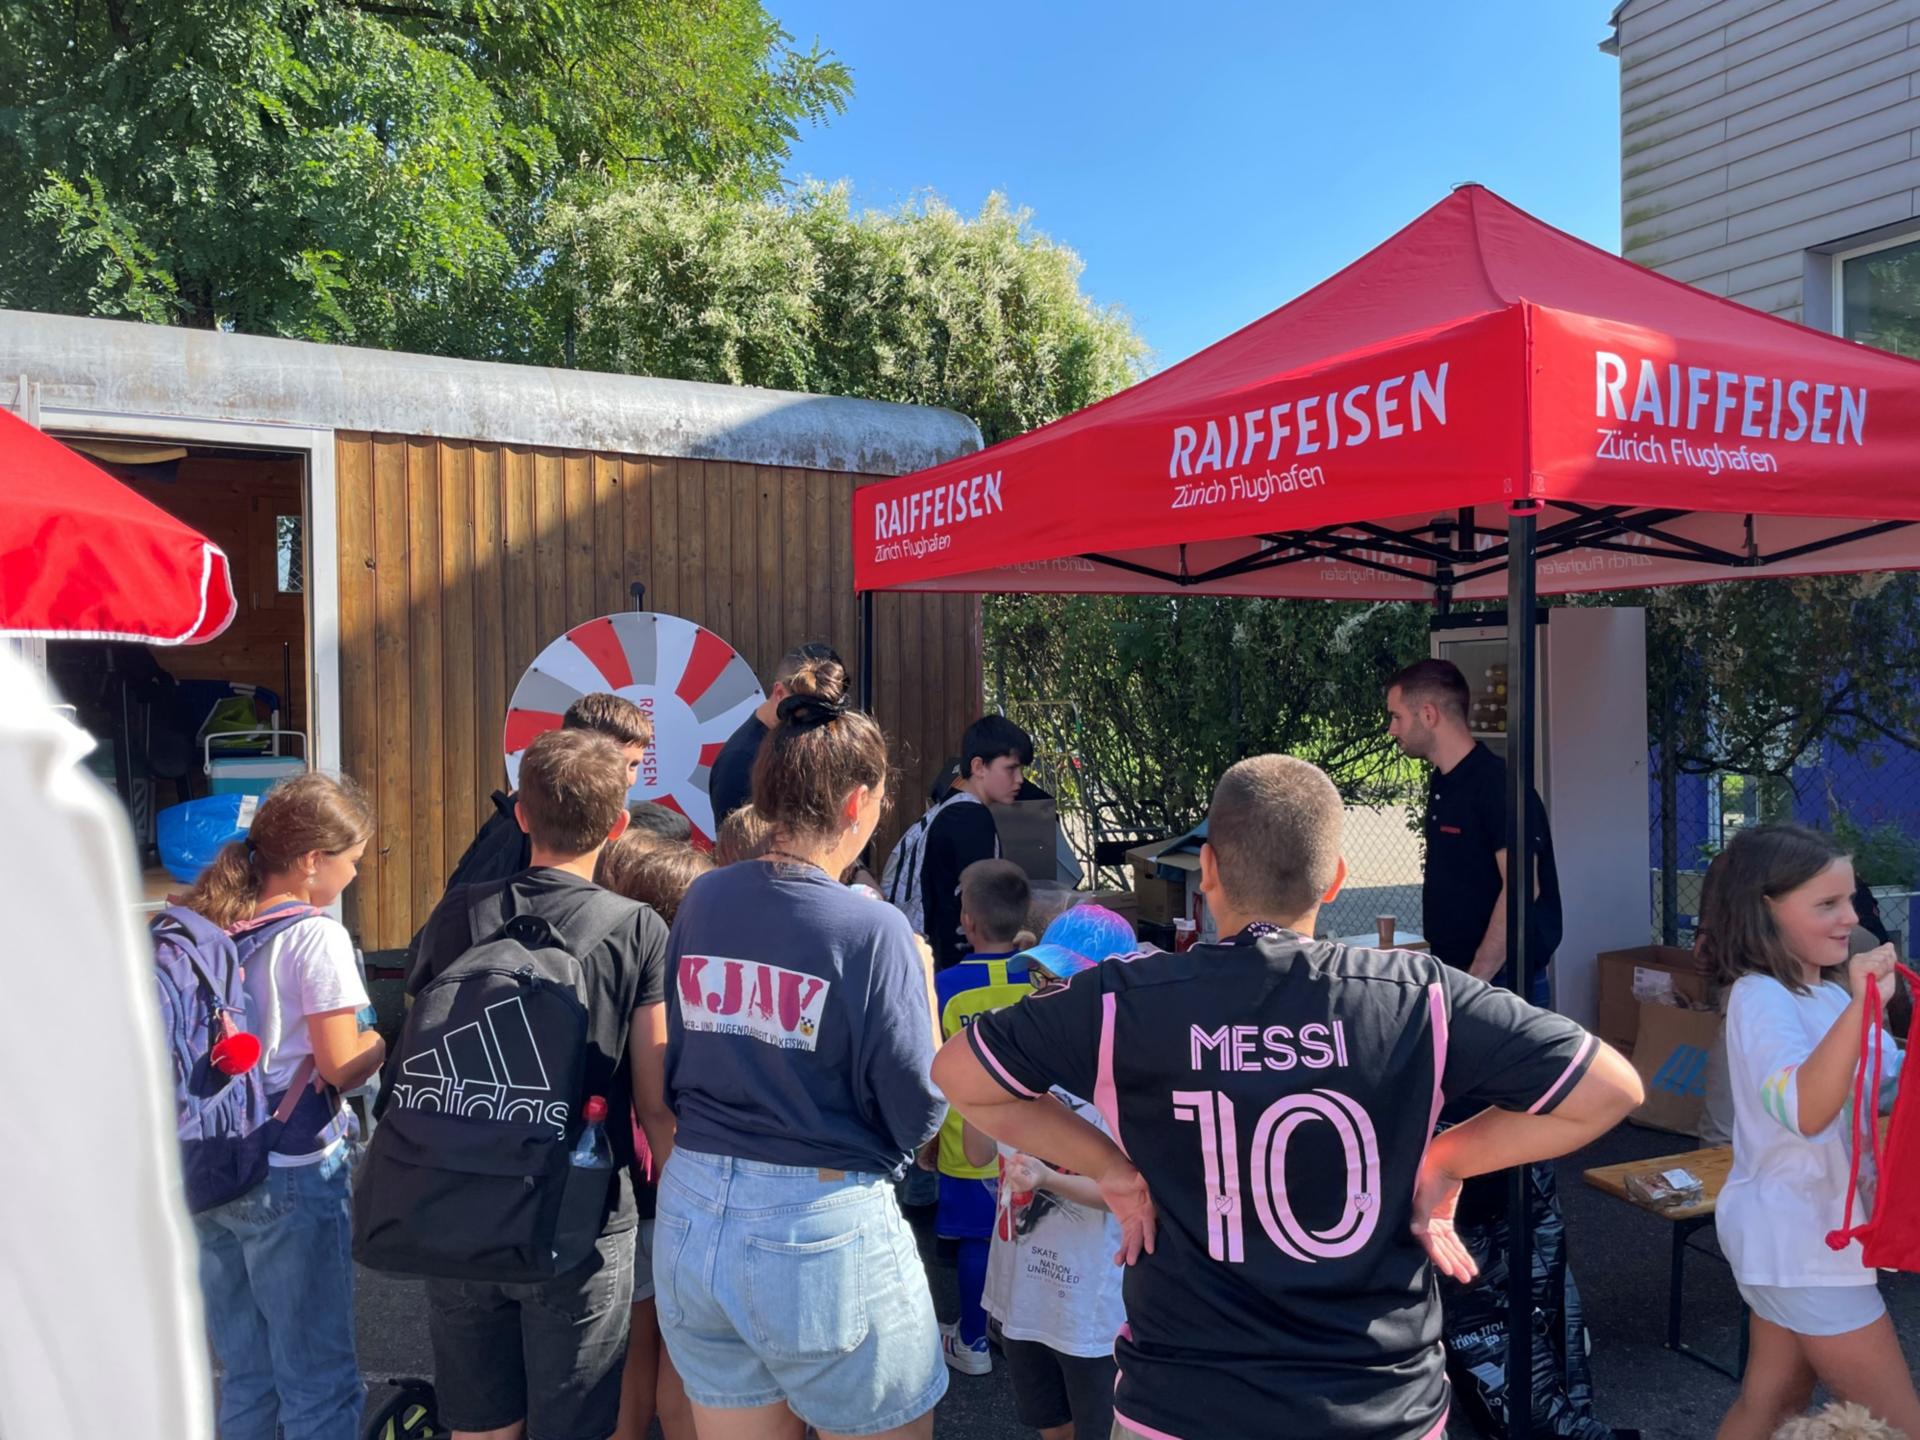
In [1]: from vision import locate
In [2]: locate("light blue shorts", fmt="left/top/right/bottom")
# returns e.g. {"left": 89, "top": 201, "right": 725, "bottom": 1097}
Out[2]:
{"left": 1737, "top": 1280, "right": 1887, "bottom": 1336}
{"left": 653, "top": 1148, "right": 948, "bottom": 1434}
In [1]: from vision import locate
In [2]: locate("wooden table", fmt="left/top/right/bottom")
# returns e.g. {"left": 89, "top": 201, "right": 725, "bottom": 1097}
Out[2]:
{"left": 1333, "top": 929, "right": 1429, "bottom": 952}
{"left": 1583, "top": 1142, "right": 1744, "bottom": 1377}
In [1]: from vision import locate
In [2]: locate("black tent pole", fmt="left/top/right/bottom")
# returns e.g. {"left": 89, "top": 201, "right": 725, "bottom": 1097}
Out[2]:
{"left": 858, "top": 590, "right": 875, "bottom": 713}
{"left": 1505, "top": 502, "right": 1539, "bottom": 1438}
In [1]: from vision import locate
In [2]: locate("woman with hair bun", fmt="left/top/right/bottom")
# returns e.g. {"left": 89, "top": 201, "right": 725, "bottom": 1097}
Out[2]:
{"left": 656, "top": 688, "right": 948, "bottom": 1440}
{"left": 178, "top": 772, "right": 385, "bottom": 1440}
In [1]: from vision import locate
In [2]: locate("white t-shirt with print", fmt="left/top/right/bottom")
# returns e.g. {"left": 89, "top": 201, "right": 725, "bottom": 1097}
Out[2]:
{"left": 1717, "top": 972, "right": 1904, "bottom": 1287}
{"left": 982, "top": 1090, "right": 1128, "bottom": 1358}
{"left": 241, "top": 915, "right": 368, "bottom": 1166}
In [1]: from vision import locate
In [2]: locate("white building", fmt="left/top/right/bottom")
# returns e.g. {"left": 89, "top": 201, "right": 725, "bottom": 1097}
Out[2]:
{"left": 1605, "top": 0, "right": 1920, "bottom": 352}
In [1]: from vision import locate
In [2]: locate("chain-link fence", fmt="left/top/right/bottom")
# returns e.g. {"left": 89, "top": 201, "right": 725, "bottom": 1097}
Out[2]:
{"left": 1650, "top": 734, "right": 1920, "bottom": 952}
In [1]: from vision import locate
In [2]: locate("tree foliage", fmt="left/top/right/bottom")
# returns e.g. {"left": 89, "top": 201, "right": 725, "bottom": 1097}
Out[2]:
{"left": 985, "top": 594, "right": 1430, "bottom": 852}
{"left": 545, "top": 182, "right": 1147, "bottom": 444}
{"left": 0, "top": 0, "right": 850, "bottom": 345}
{"left": 1628, "top": 573, "right": 1920, "bottom": 785}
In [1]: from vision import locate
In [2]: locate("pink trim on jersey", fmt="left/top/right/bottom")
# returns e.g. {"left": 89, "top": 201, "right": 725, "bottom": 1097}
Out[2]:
{"left": 1095, "top": 991, "right": 1125, "bottom": 1154}
{"left": 969, "top": 1026, "right": 1042, "bottom": 1099}
{"left": 1425, "top": 983, "right": 1449, "bottom": 1139}
{"left": 1417, "top": 1407, "right": 1451, "bottom": 1439}
{"left": 1527, "top": 1033, "right": 1597, "bottom": 1114}
{"left": 1409, "top": 981, "right": 1450, "bottom": 1210}
{"left": 1113, "top": 1408, "right": 1189, "bottom": 1440}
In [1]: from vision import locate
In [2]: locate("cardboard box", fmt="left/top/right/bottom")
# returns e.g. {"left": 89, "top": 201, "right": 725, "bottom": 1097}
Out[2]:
{"left": 1596, "top": 945, "right": 1708, "bottom": 1054}
{"left": 1627, "top": 999, "right": 1721, "bottom": 1136}
{"left": 1126, "top": 837, "right": 1204, "bottom": 926}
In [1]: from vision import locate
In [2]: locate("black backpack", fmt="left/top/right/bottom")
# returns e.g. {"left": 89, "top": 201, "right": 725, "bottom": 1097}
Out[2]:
{"left": 353, "top": 886, "right": 635, "bottom": 1282}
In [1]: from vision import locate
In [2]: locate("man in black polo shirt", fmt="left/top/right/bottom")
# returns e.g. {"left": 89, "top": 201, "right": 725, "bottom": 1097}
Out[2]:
{"left": 1386, "top": 658, "right": 1561, "bottom": 1006}
{"left": 931, "top": 755, "right": 1641, "bottom": 1440}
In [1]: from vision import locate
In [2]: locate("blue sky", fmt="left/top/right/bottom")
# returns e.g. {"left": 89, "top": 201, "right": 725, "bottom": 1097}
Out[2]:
{"left": 770, "top": 2, "right": 1624, "bottom": 367}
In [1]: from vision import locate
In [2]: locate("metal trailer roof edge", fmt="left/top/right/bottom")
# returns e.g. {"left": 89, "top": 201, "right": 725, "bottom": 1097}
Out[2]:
{"left": 0, "top": 309, "right": 983, "bottom": 476}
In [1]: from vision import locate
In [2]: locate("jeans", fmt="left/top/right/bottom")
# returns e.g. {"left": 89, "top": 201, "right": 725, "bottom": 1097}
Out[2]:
{"left": 655, "top": 1148, "right": 947, "bottom": 1435}
{"left": 194, "top": 1146, "right": 362, "bottom": 1440}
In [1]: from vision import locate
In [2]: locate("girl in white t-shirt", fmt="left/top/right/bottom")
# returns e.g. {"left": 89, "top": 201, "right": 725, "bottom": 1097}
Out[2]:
{"left": 965, "top": 944, "right": 1128, "bottom": 1440}
{"left": 1709, "top": 823, "right": 1917, "bottom": 1440}
{"left": 180, "top": 772, "right": 384, "bottom": 1440}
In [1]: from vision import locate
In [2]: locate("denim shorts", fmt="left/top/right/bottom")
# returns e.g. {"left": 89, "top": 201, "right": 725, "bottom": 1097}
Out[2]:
{"left": 653, "top": 1148, "right": 948, "bottom": 1435}
{"left": 424, "top": 1227, "right": 635, "bottom": 1440}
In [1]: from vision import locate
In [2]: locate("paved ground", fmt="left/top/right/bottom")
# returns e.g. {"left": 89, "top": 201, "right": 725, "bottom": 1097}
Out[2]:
{"left": 351, "top": 1120, "right": 1920, "bottom": 1438}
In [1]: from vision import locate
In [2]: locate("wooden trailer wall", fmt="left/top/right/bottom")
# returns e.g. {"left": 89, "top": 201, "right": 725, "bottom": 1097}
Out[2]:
{"left": 335, "top": 432, "right": 981, "bottom": 953}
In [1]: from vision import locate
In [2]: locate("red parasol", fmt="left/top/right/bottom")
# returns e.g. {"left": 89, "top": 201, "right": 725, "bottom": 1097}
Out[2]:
{"left": 0, "top": 408, "right": 236, "bottom": 644}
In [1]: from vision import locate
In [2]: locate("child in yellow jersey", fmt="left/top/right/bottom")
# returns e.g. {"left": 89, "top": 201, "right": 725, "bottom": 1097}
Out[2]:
{"left": 932, "top": 860, "right": 1034, "bottom": 1375}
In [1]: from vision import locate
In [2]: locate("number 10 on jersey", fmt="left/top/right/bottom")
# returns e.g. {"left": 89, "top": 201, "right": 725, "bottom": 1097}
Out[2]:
{"left": 1173, "top": 1089, "right": 1382, "bottom": 1263}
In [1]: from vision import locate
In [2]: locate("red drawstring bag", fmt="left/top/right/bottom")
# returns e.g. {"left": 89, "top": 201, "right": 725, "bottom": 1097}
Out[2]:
{"left": 1825, "top": 960, "right": 1920, "bottom": 1269}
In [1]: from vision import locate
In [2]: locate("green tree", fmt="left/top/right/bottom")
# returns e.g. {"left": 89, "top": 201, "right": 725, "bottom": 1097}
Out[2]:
{"left": 0, "top": 0, "right": 849, "bottom": 345}
{"left": 546, "top": 182, "right": 1146, "bottom": 443}
{"left": 1596, "top": 573, "right": 1920, "bottom": 938}
{"left": 985, "top": 594, "right": 1430, "bottom": 858}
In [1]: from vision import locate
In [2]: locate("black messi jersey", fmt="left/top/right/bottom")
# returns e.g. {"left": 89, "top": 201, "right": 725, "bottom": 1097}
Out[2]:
{"left": 968, "top": 929, "right": 1596, "bottom": 1440}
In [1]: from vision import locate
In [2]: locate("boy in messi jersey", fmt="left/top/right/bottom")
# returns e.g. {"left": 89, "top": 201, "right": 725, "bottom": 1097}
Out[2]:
{"left": 932, "top": 755, "right": 1643, "bottom": 1440}
{"left": 931, "top": 859, "right": 1034, "bottom": 1375}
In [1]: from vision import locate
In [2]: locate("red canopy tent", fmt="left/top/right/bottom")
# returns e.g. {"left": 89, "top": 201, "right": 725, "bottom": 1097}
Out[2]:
{"left": 854, "top": 184, "right": 1920, "bottom": 605}
{"left": 852, "top": 184, "right": 1920, "bottom": 1432}
{"left": 0, "top": 407, "right": 236, "bottom": 645}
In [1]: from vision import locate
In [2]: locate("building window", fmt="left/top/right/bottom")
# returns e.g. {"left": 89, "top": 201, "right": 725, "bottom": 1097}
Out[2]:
{"left": 1837, "top": 233, "right": 1920, "bottom": 357}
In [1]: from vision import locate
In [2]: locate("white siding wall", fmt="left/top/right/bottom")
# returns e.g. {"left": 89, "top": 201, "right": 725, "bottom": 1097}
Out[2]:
{"left": 1616, "top": 0, "right": 1920, "bottom": 321}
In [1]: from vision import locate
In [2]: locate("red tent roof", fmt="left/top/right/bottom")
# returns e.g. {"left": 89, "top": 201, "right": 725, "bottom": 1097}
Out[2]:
{"left": 0, "top": 409, "right": 236, "bottom": 643}
{"left": 855, "top": 185, "right": 1920, "bottom": 599}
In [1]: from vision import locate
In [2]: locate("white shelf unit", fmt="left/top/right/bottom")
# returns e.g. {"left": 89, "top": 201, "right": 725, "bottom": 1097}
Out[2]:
{"left": 1430, "top": 607, "right": 1649, "bottom": 1029}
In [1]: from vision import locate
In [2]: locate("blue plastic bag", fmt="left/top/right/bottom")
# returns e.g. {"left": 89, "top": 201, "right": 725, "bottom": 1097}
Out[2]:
{"left": 156, "top": 794, "right": 256, "bottom": 884}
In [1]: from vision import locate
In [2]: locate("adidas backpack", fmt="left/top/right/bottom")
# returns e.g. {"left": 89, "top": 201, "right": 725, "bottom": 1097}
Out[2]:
{"left": 152, "top": 901, "right": 322, "bottom": 1213}
{"left": 353, "top": 887, "right": 635, "bottom": 1283}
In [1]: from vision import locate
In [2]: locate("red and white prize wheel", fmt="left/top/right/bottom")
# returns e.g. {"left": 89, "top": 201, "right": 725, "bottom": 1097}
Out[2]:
{"left": 503, "top": 612, "right": 763, "bottom": 848}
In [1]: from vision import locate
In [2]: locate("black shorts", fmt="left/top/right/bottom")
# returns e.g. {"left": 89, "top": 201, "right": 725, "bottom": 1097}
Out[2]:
{"left": 992, "top": 1322, "right": 1117, "bottom": 1439}
{"left": 425, "top": 1228, "right": 635, "bottom": 1440}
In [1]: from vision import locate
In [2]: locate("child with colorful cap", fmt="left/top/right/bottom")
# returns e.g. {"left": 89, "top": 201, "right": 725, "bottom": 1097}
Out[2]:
{"left": 968, "top": 906, "right": 1138, "bottom": 1440}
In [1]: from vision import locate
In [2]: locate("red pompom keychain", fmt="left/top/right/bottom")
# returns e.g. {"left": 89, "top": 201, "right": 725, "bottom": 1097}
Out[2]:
{"left": 210, "top": 1013, "right": 262, "bottom": 1075}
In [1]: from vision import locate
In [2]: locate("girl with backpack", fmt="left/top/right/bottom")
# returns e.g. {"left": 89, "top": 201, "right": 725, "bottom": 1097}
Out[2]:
{"left": 180, "top": 772, "right": 385, "bottom": 1440}
{"left": 656, "top": 663, "right": 948, "bottom": 1440}
{"left": 1708, "top": 824, "right": 1919, "bottom": 1440}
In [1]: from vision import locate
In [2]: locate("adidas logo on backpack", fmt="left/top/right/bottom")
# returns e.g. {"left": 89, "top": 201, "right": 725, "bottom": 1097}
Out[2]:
{"left": 353, "top": 888, "right": 634, "bottom": 1283}
{"left": 152, "top": 902, "right": 322, "bottom": 1213}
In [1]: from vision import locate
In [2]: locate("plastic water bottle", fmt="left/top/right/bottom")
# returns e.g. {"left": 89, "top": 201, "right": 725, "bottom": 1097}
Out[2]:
{"left": 569, "top": 1096, "right": 613, "bottom": 1169}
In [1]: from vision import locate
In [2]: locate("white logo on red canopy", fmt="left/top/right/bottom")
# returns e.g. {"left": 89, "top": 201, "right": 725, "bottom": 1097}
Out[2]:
{"left": 503, "top": 612, "right": 764, "bottom": 848}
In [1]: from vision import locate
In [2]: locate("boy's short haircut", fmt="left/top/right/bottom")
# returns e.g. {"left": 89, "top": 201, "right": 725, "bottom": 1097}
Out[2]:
{"left": 1206, "top": 755, "right": 1344, "bottom": 918}
{"left": 1384, "top": 659, "right": 1470, "bottom": 727}
{"left": 960, "top": 859, "right": 1032, "bottom": 945}
{"left": 962, "top": 715, "right": 1033, "bottom": 773}
{"left": 596, "top": 838, "right": 713, "bottom": 924}
{"left": 714, "top": 804, "right": 774, "bottom": 866}
{"left": 563, "top": 692, "right": 653, "bottom": 750}
{"left": 627, "top": 801, "right": 692, "bottom": 844}
{"left": 518, "top": 729, "right": 631, "bottom": 857}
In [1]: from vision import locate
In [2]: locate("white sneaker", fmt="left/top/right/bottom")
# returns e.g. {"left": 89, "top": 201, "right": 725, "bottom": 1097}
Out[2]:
{"left": 940, "top": 1321, "right": 992, "bottom": 1376}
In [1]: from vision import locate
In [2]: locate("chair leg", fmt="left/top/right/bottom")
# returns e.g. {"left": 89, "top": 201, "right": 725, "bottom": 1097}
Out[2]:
{"left": 1668, "top": 1222, "right": 1687, "bottom": 1353}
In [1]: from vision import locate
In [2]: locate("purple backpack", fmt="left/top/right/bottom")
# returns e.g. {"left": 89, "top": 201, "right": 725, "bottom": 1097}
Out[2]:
{"left": 152, "top": 901, "right": 320, "bottom": 1212}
